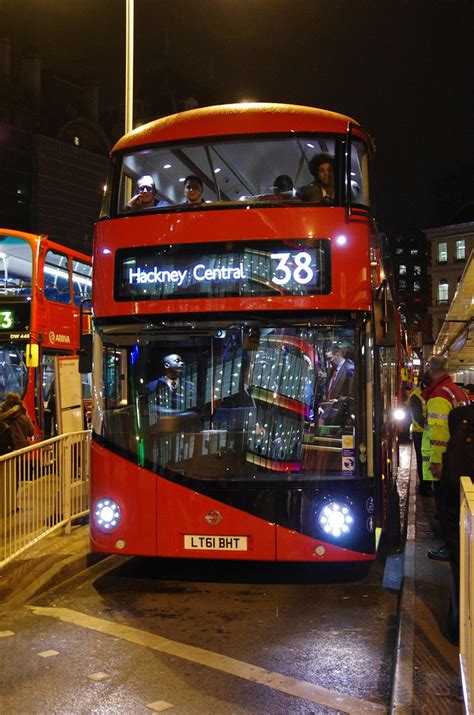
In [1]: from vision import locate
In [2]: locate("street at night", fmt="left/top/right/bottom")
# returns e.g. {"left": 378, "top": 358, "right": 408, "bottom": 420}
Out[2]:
{"left": 1, "top": 2, "right": 473, "bottom": 713}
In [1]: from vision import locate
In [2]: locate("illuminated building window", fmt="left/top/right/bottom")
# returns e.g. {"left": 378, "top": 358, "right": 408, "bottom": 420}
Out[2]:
{"left": 399, "top": 278, "right": 406, "bottom": 290}
{"left": 74, "top": 136, "right": 80, "bottom": 146}
{"left": 437, "top": 279, "right": 449, "bottom": 304}
{"left": 396, "top": 247, "right": 403, "bottom": 255}
{"left": 411, "top": 248, "right": 419, "bottom": 255}
{"left": 414, "top": 265, "right": 421, "bottom": 276}
{"left": 413, "top": 281, "right": 421, "bottom": 292}
{"left": 437, "top": 242, "right": 447, "bottom": 263}
{"left": 455, "top": 239, "right": 466, "bottom": 261}
{"left": 399, "top": 264, "right": 407, "bottom": 276}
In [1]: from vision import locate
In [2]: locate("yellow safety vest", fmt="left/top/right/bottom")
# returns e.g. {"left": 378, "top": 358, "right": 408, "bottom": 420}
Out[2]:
{"left": 421, "top": 395, "right": 451, "bottom": 482}
{"left": 409, "top": 386, "right": 425, "bottom": 433}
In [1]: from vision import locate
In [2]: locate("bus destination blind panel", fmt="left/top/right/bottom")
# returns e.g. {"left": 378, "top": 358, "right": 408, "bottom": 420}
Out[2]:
{"left": 115, "top": 239, "right": 331, "bottom": 301}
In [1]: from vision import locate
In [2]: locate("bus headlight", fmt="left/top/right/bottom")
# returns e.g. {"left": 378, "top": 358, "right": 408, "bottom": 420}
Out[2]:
{"left": 94, "top": 498, "right": 121, "bottom": 531}
{"left": 318, "top": 501, "right": 353, "bottom": 538}
{"left": 393, "top": 407, "right": 407, "bottom": 422}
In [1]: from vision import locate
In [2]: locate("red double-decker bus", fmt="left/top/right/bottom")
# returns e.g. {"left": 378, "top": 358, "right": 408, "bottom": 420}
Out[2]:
{"left": 90, "top": 103, "right": 401, "bottom": 562}
{"left": 0, "top": 229, "right": 92, "bottom": 438}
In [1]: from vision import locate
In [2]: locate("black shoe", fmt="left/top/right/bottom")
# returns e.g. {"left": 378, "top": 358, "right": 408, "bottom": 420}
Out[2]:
{"left": 428, "top": 545, "right": 450, "bottom": 561}
{"left": 418, "top": 485, "right": 433, "bottom": 496}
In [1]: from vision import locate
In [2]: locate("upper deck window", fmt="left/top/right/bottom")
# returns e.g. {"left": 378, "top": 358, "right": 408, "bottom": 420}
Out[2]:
{"left": 72, "top": 259, "right": 92, "bottom": 307}
{"left": 0, "top": 234, "right": 33, "bottom": 296}
{"left": 114, "top": 135, "right": 370, "bottom": 215}
{"left": 44, "top": 250, "right": 71, "bottom": 304}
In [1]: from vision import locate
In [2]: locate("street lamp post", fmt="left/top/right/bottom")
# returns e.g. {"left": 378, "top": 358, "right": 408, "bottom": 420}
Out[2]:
{"left": 125, "top": 0, "right": 134, "bottom": 134}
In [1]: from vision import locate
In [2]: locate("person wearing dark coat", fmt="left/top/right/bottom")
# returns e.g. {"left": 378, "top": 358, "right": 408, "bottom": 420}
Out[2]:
{"left": 0, "top": 392, "right": 34, "bottom": 449}
{"left": 0, "top": 421, "right": 14, "bottom": 455}
{"left": 440, "top": 402, "right": 474, "bottom": 644}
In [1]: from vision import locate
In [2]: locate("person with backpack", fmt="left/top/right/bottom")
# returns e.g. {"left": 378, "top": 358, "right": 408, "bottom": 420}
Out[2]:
{"left": 421, "top": 355, "right": 469, "bottom": 561}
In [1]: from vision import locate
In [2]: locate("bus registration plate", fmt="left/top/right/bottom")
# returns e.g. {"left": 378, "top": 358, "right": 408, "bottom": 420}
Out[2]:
{"left": 184, "top": 535, "right": 248, "bottom": 551}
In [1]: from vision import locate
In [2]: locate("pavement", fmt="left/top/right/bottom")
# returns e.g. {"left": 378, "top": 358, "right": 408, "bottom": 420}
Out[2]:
{"left": 0, "top": 445, "right": 465, "bottom": 713}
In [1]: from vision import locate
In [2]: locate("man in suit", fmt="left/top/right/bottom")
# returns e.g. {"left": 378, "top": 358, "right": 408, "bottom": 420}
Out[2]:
{"left": 147, "top": 354, "right": 195, "bottom": 412}
{"left": 326, "top": 346, "right": 355, "bottom": 401}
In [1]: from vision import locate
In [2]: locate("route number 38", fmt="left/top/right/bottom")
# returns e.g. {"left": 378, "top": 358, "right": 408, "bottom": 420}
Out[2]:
{"left": 270, "top": 252, "right": 314, "bottom": 286}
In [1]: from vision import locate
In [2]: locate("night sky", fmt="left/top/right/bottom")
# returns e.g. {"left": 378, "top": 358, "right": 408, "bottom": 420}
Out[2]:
{"left": 3, "top": 0, "right": 474, "bottom": 235}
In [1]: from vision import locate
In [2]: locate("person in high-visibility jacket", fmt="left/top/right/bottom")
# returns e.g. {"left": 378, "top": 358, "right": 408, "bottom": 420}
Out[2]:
{"left": 409, "top": 372, "right": 431, "bottom": 495}
{"left": 421, "top": 355, "right": 469, "bottom": 560}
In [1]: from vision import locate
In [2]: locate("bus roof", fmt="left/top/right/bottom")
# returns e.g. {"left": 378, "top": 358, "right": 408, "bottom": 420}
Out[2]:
{"left": 112, "top": 102, "right": 361, "bottom": 154}
{"left": 0, "top": 228, "right": 91, "bottom": 262}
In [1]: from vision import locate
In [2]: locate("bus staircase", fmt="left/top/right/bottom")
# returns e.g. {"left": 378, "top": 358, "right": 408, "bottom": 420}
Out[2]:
{"left": 0, "top": 431, "right": 90, "bottom": 571}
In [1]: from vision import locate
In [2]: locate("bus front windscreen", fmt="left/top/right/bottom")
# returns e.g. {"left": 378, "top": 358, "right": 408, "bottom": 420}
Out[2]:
{"left": 95, "top": 318, "right": 367, "bottom": 482}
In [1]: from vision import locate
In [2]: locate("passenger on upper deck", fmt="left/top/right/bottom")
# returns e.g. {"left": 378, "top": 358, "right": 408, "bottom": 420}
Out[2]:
{"left": 298, "top": 152, "right": 335, "bottom": 203}
{"left": 272, "top": 174, "right": 295, "bottom": 199}
{"left": 127, "top": 175, "right": 170, "bottom": 210}
{"left": 183, "top": 175, "right": 205, "bottom": 205}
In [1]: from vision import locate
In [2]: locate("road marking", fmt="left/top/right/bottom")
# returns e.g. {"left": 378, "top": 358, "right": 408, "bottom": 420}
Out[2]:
{"left": 29, "top": 606, "right": 386, "bottom": 714}
{"left": 87, "top": 672, "right": 112, "bottom": 682}
{"left": 147, "top": 701, "right": 174, "bottom": 712}
{"left": 38, "top": 649, "right": 59, "bottom": 658}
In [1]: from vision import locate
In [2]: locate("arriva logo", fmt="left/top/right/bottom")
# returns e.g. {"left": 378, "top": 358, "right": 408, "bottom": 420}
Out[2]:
{"left": 48, "top": 330, "right": 71, "bottom": 344}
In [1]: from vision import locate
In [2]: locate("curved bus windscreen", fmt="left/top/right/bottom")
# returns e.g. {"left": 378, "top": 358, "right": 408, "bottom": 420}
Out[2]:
{"left": 94, "top": 317, "right": 367, "bottom": 483}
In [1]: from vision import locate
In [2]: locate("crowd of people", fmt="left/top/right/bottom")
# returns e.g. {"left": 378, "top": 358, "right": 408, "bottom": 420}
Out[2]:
{"left": 409, "top": 354, "right": 474, "bottom": 644}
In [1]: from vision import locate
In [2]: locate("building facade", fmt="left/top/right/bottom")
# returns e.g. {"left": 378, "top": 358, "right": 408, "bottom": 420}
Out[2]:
{"left": 0, "top": 37, "right": 109, "bottom": 254}
{"left": 425, "top": 222, "right": 474, "bottom": 344}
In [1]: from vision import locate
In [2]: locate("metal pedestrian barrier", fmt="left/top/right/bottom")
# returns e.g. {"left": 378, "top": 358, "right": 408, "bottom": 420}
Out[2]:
{"left": 0, "top": 430, "right": 90, "bottom": 569}
{"left": 460, "top": 476, "right": 474, "bottom": 714}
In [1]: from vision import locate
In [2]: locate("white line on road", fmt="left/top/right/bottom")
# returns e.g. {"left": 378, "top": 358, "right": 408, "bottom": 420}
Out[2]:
{"left": 29, "top": 606, "right": 386, "bottom": 714}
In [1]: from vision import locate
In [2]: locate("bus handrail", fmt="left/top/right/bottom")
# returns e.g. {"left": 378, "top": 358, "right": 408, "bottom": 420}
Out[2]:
{"left": 0, "top": 430, "right": 91, "bottom": 570}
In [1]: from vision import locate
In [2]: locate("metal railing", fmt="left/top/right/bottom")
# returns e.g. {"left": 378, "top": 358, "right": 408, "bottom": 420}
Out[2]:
{"left": 0, "top": 430, "right": 90, "bottom": 569}
{"left": 460, "top": 476, "right": 474, "bottom": 713}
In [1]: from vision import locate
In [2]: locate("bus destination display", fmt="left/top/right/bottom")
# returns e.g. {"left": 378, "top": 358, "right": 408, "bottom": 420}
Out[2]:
{"left": 115, "top": 239, "right": 331, "bottom": 301}
{"left": 0, "top": 303, "right": 31, "bottom": 335}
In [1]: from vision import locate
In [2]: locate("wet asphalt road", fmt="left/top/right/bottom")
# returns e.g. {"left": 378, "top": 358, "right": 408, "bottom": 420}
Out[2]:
{"left": 0, "top": 552, "right": 399, "bottom": 714}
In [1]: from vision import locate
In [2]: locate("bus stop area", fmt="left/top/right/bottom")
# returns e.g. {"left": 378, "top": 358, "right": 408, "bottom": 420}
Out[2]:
{"left": 0, "top": 443, "right": 466, "bottom": 713}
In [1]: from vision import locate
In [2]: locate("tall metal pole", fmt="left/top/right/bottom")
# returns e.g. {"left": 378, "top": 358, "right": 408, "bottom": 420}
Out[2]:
{"left": 125, "top": 0, "right": 134, "bottom": 134}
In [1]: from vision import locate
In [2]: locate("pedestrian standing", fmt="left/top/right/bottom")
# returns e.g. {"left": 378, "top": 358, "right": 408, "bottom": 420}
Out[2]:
{"left": 421, "top": 356, "right": 469, "bottom": 561}
{"left": 409, "top": 371, "right": 431, "bottom": 495}
{"left": 440, "top": 402, "right": 474, "bottom": 643}
{"left": 0, "top": 392, "right": 34, "bottom": 449}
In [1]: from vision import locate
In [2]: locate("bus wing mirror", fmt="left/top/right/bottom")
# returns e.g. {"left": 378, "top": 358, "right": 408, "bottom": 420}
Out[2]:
{"left": 79, "top": 333, "right": 93, "bottom": 373}
{"left": 25, "top": 343, "right": 39, "bottom": 368}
